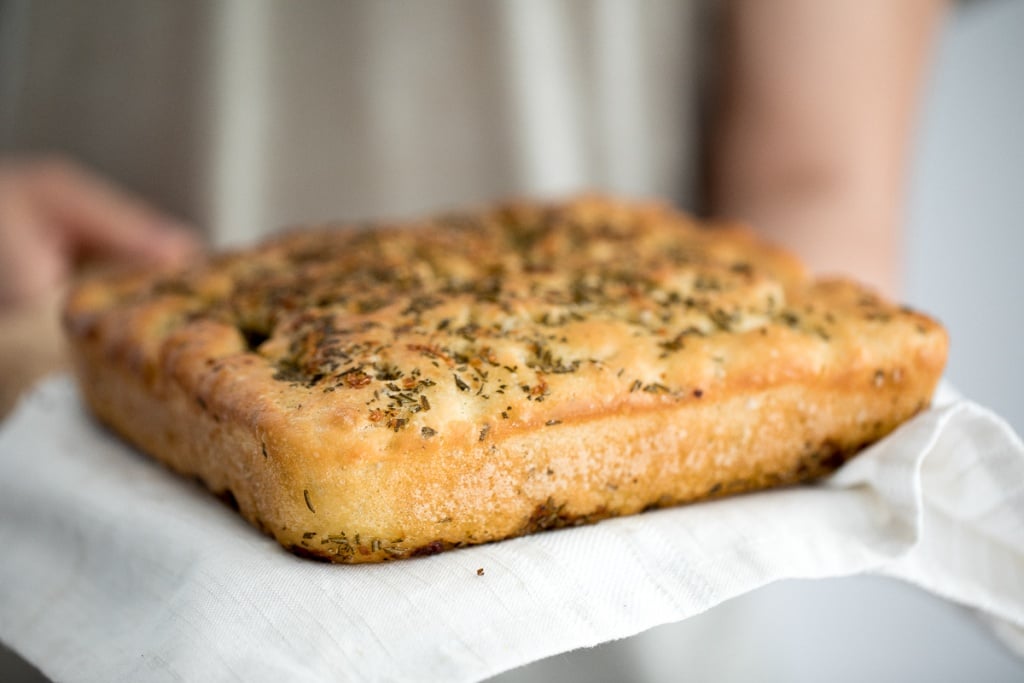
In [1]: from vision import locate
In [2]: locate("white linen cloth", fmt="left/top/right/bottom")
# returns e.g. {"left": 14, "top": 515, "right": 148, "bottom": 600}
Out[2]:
{"left": 0, "top": 376, "right": 1021, "bottom": 682}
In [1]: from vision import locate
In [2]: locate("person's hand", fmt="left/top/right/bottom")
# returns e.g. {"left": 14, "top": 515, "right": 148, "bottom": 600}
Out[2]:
{"left": 0, "top": 156, "right": 201, "bottom": 417}
{"left": 0, "top": 156, "right": 199, "bottom": 310}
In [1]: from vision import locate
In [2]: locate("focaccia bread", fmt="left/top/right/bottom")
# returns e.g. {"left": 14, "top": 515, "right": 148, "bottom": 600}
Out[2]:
{"left": 64, "top": 195, "right": 948, "bottom": 563}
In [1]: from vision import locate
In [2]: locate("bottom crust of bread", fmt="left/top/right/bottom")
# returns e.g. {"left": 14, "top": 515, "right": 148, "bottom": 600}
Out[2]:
{"left": 71, "top": 335, "right": 935, "bottom": 564}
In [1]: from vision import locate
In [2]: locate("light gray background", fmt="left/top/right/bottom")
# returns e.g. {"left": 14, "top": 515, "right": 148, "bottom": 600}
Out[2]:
{"left": 2, "top": 1, "right": 1023, "bottom": 681}
{"left": 905, "top": 0, "right": 1024, "bottom": 438}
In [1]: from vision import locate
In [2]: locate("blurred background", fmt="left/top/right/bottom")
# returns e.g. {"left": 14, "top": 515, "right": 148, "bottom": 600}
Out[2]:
{"left": 1, "top": 0, "right": 1022, "bottom": 681}
{"left": 904, "top": 0, "right": 1024, "bottom": 437}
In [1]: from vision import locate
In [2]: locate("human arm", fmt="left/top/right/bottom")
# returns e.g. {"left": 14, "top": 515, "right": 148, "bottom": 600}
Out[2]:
{"left": 710, "top": 0, "right": 947, "bottom": 297}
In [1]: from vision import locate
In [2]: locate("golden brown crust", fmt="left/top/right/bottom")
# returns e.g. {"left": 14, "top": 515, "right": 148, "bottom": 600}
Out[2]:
{"left": 63, "top": 195, "right": 948, "bottom": 562}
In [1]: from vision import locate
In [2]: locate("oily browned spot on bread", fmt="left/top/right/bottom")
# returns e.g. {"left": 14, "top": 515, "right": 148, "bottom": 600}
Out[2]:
{"left": 410, "top": 540, "right": 449, "bottom": 558}
{"left": 287, "top": 545, "right": 333, "bottom": 563}
{"left": 522, "top": 498, "right": 613, "bottom": 534}
{"left": 214, "top": 488, "right": 240, "bottom": 512}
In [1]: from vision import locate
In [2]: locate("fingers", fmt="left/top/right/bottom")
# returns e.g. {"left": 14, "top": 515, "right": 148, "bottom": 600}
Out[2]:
{"left": 0, "top": 156, "right": 203, "bottom": 310}
{"left": 0, "top": 182, "right": 68, "bottom": 307}
{"left": 20, "top": 157, "right": 202, "bottom": 267}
